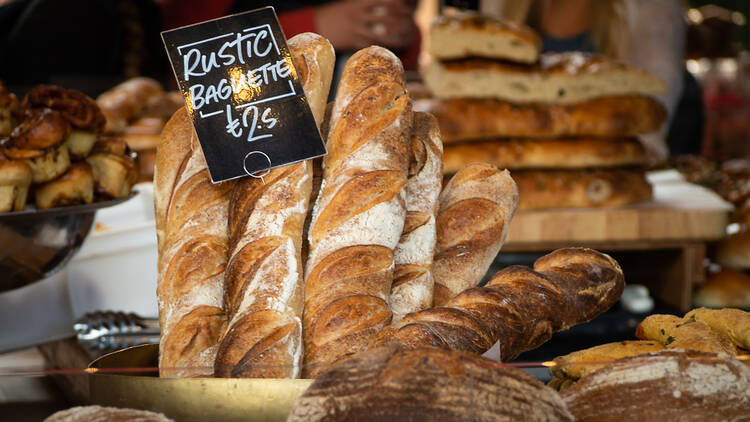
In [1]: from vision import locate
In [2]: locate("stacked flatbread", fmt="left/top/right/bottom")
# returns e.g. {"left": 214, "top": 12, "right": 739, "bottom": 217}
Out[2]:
{"left": 418, "top": 12, "right": 667, "bottom": 210}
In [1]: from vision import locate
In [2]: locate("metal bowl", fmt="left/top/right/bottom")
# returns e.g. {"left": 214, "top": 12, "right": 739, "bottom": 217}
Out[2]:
{"left": 0, "top": 193, "right": 136, "bottom": 292}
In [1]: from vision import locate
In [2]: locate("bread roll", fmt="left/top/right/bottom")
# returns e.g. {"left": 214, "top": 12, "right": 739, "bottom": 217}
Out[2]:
{"left": 288, "top": 346, "right": 573, "bottom": 422}
{"left": 432, "top": 163, "right": 518, "bottom": 305}
{"left": 562, "top": 350, "right": 750, "bottom": 422}
{"left": 512, "top": 168, "right": 652, "bottom": 210}
{"left": 442, "top": 137, "right": 646, "bottom": 174}
{"left": 155, "top": 108, "right": 234, "bottom": 378}
{"left": 635, "top": 314, "right": 738, "bottom": 355}
{"left": 423, "top": 52, "right": 666, "bottom": 103}
{"left": 694, "top": 267, "right": 750, "bottom": 309}
{"left": 429, "top": 12, "right": 541, "bottom": 63}
{"left": 34, "top": 161, "right": 94, "bottom": 209}
{"left": 372, "top": 248, "right": 625, "bottom": 362}
{"left": 97, "top": 77, "right": 164, "bottom": 133}
{"left": 684, "top": 307, "right": 750, "bottom": 351}
{"left": 213, "top": 33, "right": 334, "bottom": 379}
{"left": 390, "top": 112, "right": 443, "bottom": 322}
{"left": 415, "top": 95, "right": 668, "bottom": 142}
{"left": 0, "top": 156, "right": 31, "bottom": 212}
{"left": 303, "top": 46, "right": 412, "bottom": 377}
{"left": 716, "top": 228, "right": 750, "bottom": 269}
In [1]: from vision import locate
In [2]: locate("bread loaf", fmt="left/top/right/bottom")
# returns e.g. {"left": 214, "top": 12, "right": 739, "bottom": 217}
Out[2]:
{"left": 716, "top": 227, "right": 750, "bottom": 269}
{"left": 442, "top": 137, "right": 646, "bottom": 174}
{"left": 562, "top": 350, "right": 750, "bottom": 422}
{"left": 694, "top": 267, "right": 750, "bottom": 309}
{"left": 155, "top": 108, "right": 234, "bottom": 378}
{"left": 684, "top": 307, "right": 750, "bottom": 351}
{"left": 429, "top": 12, "right": 541, "bottom": 63}
{"left": 513, "top": 168, "right": 652, "bottom": 211}
{"left": 432, "top": 163, "right": 518, "bottom": 305}
{"left": 414, "top": 95, "right": 667, "bottom": 142}
{"left": 214, "top": 33, "right": 334, "bottom": 378}
{"left": 371, "top": 248, "right": 625, "bottom": 361}
{"left": 303, "top": 46, "right": 412, "bottom": 377}
{"left": 390, "top": 112, "right": 443, "bottom": 322}
{"left": 288, "top": 346, "right": 573, "bottom": 422}
{"left": 635, "top": 313, "right": 738, "bottom": 355}
{"left": 423, "top": 52, "right": 666, "bottom": 103}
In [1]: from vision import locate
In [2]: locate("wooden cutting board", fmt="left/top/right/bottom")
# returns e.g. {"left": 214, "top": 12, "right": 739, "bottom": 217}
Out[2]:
{"left": 505, "top": 171, "right": 733, "bottom": 245}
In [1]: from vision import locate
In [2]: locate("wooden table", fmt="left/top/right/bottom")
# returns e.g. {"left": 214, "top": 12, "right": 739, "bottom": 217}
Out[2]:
{"left": 503, "top": 171, "right": 733, "bottom": 311}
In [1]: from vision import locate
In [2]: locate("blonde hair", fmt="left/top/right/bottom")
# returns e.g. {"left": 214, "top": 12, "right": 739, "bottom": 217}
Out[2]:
{"left": 494, "top": 0, "right": 631, "bottom": 60}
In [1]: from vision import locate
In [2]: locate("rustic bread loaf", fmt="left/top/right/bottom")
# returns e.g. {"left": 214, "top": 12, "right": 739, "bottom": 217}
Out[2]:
{"left": 303, "top": 46, "right": 413, "bottom": 377}
{"left": 562, "top": 350, "right": 750, "bottom": 422}
{"left": 429, "top": 12, "right": 541, "bottom": 63}
{"left": 415, "top": 95, "right": 667, "bottom": 142}
{"left": 154, "top": 108, "right": 234, "bottom": 378}
{"left": 442, "top": 137, "right": 646, "bottom": 174}
{"left": 214, "top": 33, "right": 335, "bottom": 378}
{"left": 432, "top": 163, "right": 518, "bottom": 305}
{"left": 288, "top": 346, "right": 573, "bottom": 421}
{"left": 390, "top": 112, "right": 443, "bottom": 322}
{"left": 423, "top": 52, "right": 666, "bottom": 103}
{"left": 372, "top": 248, "right": 625, "bottom": 361}
{"left": 512, "top": 168, "right": 653, "bottom": 210}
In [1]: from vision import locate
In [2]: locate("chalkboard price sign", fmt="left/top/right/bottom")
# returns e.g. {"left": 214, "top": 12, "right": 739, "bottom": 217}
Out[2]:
{"left": 162, "top": 7, "right": 326, "bottom": 183}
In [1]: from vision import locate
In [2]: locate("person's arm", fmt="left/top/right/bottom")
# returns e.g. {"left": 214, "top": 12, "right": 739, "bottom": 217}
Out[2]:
{"left": 626, "top": 0, "right": 686, "bottom": 163}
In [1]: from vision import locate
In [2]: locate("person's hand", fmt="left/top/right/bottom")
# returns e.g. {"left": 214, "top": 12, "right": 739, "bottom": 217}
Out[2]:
{"left": 314, "top": 0, "right": 418, "bottom": 51}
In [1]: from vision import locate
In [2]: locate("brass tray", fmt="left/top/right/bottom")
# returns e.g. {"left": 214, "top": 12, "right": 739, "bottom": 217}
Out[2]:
{"left": 88, "top": 344, "right": 312, "bottom": 422}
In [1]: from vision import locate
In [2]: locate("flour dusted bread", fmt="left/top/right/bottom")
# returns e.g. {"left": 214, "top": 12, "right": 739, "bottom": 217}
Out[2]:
{"left": 303, "top": 46, "right": 412, "bottom": 377}
{"left": 513, "top": 168, "right": 652, "bottom": 210}
{"left": 562, "top": 350, "right": 750, "bottom": 422}
{"left": 155, "top": 108, "right": 234, "bottom": 378}
{"left": 432, "top": 163, "right": 518, "bottom": 305}
{"left": 429, "top": 12, "right": 541, "bottom": 63}
{"left": 214, "top": 33, "right": 335, "bottom": 379}
{"left": 442, "top": 137, "right": 646, "bottom": 174}
{"left": 390, "top": 112, "right": 443, "bottom": 322}
{"left": 423, "top": 52, "right": 666, "bottom": 103}
{"left": 415, "top": 95, "right": 667, "bottom": 142}
{"left": 288, "top": 346, "right": 573, "bottom": 422}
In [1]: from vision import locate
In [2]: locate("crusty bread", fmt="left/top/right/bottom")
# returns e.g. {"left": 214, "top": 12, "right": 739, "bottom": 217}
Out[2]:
{"left": 442, "top": 137, "right": 646, "bottom": 174}
{"left": 213, "top": 33, "right": 334, "bottom": 379}
{"left": 635, "top": 313, "right": 738, "bottom": 355}
{"left": 44, "top": 405, "right": 173, "bottom": 422}
{"left": 371, "top": 248, "right": 625, "bottom": 362}
{"left": 303, "top": 46, "right": 412, "bottom": 377}
{"left": 423, "top": 52, "right": 666, "bottom": 103}
{"left": 390, "top": 112, "right": 443, "bottom": 322}
{"left": 414, "top": 95, "right": 667, "bottom": 142}
{"left": 155, "top": 108, "right": 234, "bottom": 378}
{"left": 694, "top": 267, "right": 750, "bottom": 309}
{"left": 429, "top": 12, "right": 541, "bottom": 63}
{"left": 512, "top": 168, "right": 652, "bottom": 210}
{"left": 716, "top": 227, "right": 750, "bottom": 270}
{"left": 288, "top": 346, "right": 573, "bottom": 422}
{"left": 562, "top": 350, "right": 750, "bottom": 422}
{"left": 432, "top": 163, "right": 518, "bottom": 305}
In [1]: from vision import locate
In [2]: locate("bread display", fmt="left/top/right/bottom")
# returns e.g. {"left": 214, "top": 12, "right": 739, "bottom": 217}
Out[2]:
{"left": 442, "top": 137, "right": 647, "bottom": 174}
{"left": 0, "top": 153, "right": 31, "bottom": 212}
{"left": 694, "top": 267, "right": 750, "bottom": 309}
{"left": 288, "top": 346, "right": 573, "bottom": 422}
{"left": 303, "top": 46, "right": 413, "bottom": 377}
{"left": 34, "top": 161, "right": 94, "bottom": 209}
{"left": 214, "top": 33, "right": 335, "bottom": 379}
{"left": 415, "top": 95, "right": 667, "bottom": 143}
{"left": 372, "top": 248, "right": 625, "bottom": 361}
{"left": 154, "top": 108, "right": 234, "bottom": 378}
{"left": 429, "top": 12, "right": 541, "bottom": 63}
{"left": 512, "top": 169, "right": 653, "bottom": 211}
{"left": 423, "top": 52, "right": 666, "bottom": 103}
{"left": 432, "top": 163, "right": 518, "bottom": 305}
{"left": 562, "top": 350, "right": 750, "bottom": 422}
{"left": 390, "top": 112, "right": 443, "bottom": 322}
{"left": 44, "top": 405, "right": 173, "bottom": 422}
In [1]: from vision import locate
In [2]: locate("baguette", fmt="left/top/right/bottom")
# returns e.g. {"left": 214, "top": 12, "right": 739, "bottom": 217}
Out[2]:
{"left": 432, "top": 163, "right": 518, "bottom": 305}
{"left": 154, "top": 108, "right": 234, "bottom": 378}
{"left": 371, "top": 248, "right": 625, "bottom": 361}
{"left": 390, "top": 112, "right": 443, "bottom": 322}
{"left": 303, "top": 46, "right": 413, "bottom": 377}
{"left": 214, "top": 33, "right": 335, "bottom": 378}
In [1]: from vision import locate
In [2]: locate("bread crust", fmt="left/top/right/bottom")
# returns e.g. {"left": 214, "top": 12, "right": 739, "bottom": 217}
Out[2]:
{"left": 415, "top": 95, "right": 667, "bottom": 142}
{"left": 442, "top": 137, "right": 646, "bottom": 173}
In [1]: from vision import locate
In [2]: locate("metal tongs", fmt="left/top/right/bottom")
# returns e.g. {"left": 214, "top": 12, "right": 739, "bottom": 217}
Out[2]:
{"left": 74, "top": 311, "right": 160, "bottom": 351}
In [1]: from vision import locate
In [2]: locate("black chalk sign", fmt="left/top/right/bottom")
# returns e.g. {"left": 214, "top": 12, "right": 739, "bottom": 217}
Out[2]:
{"left": 161, "top": 7, "right": 326, "bottom": 183}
